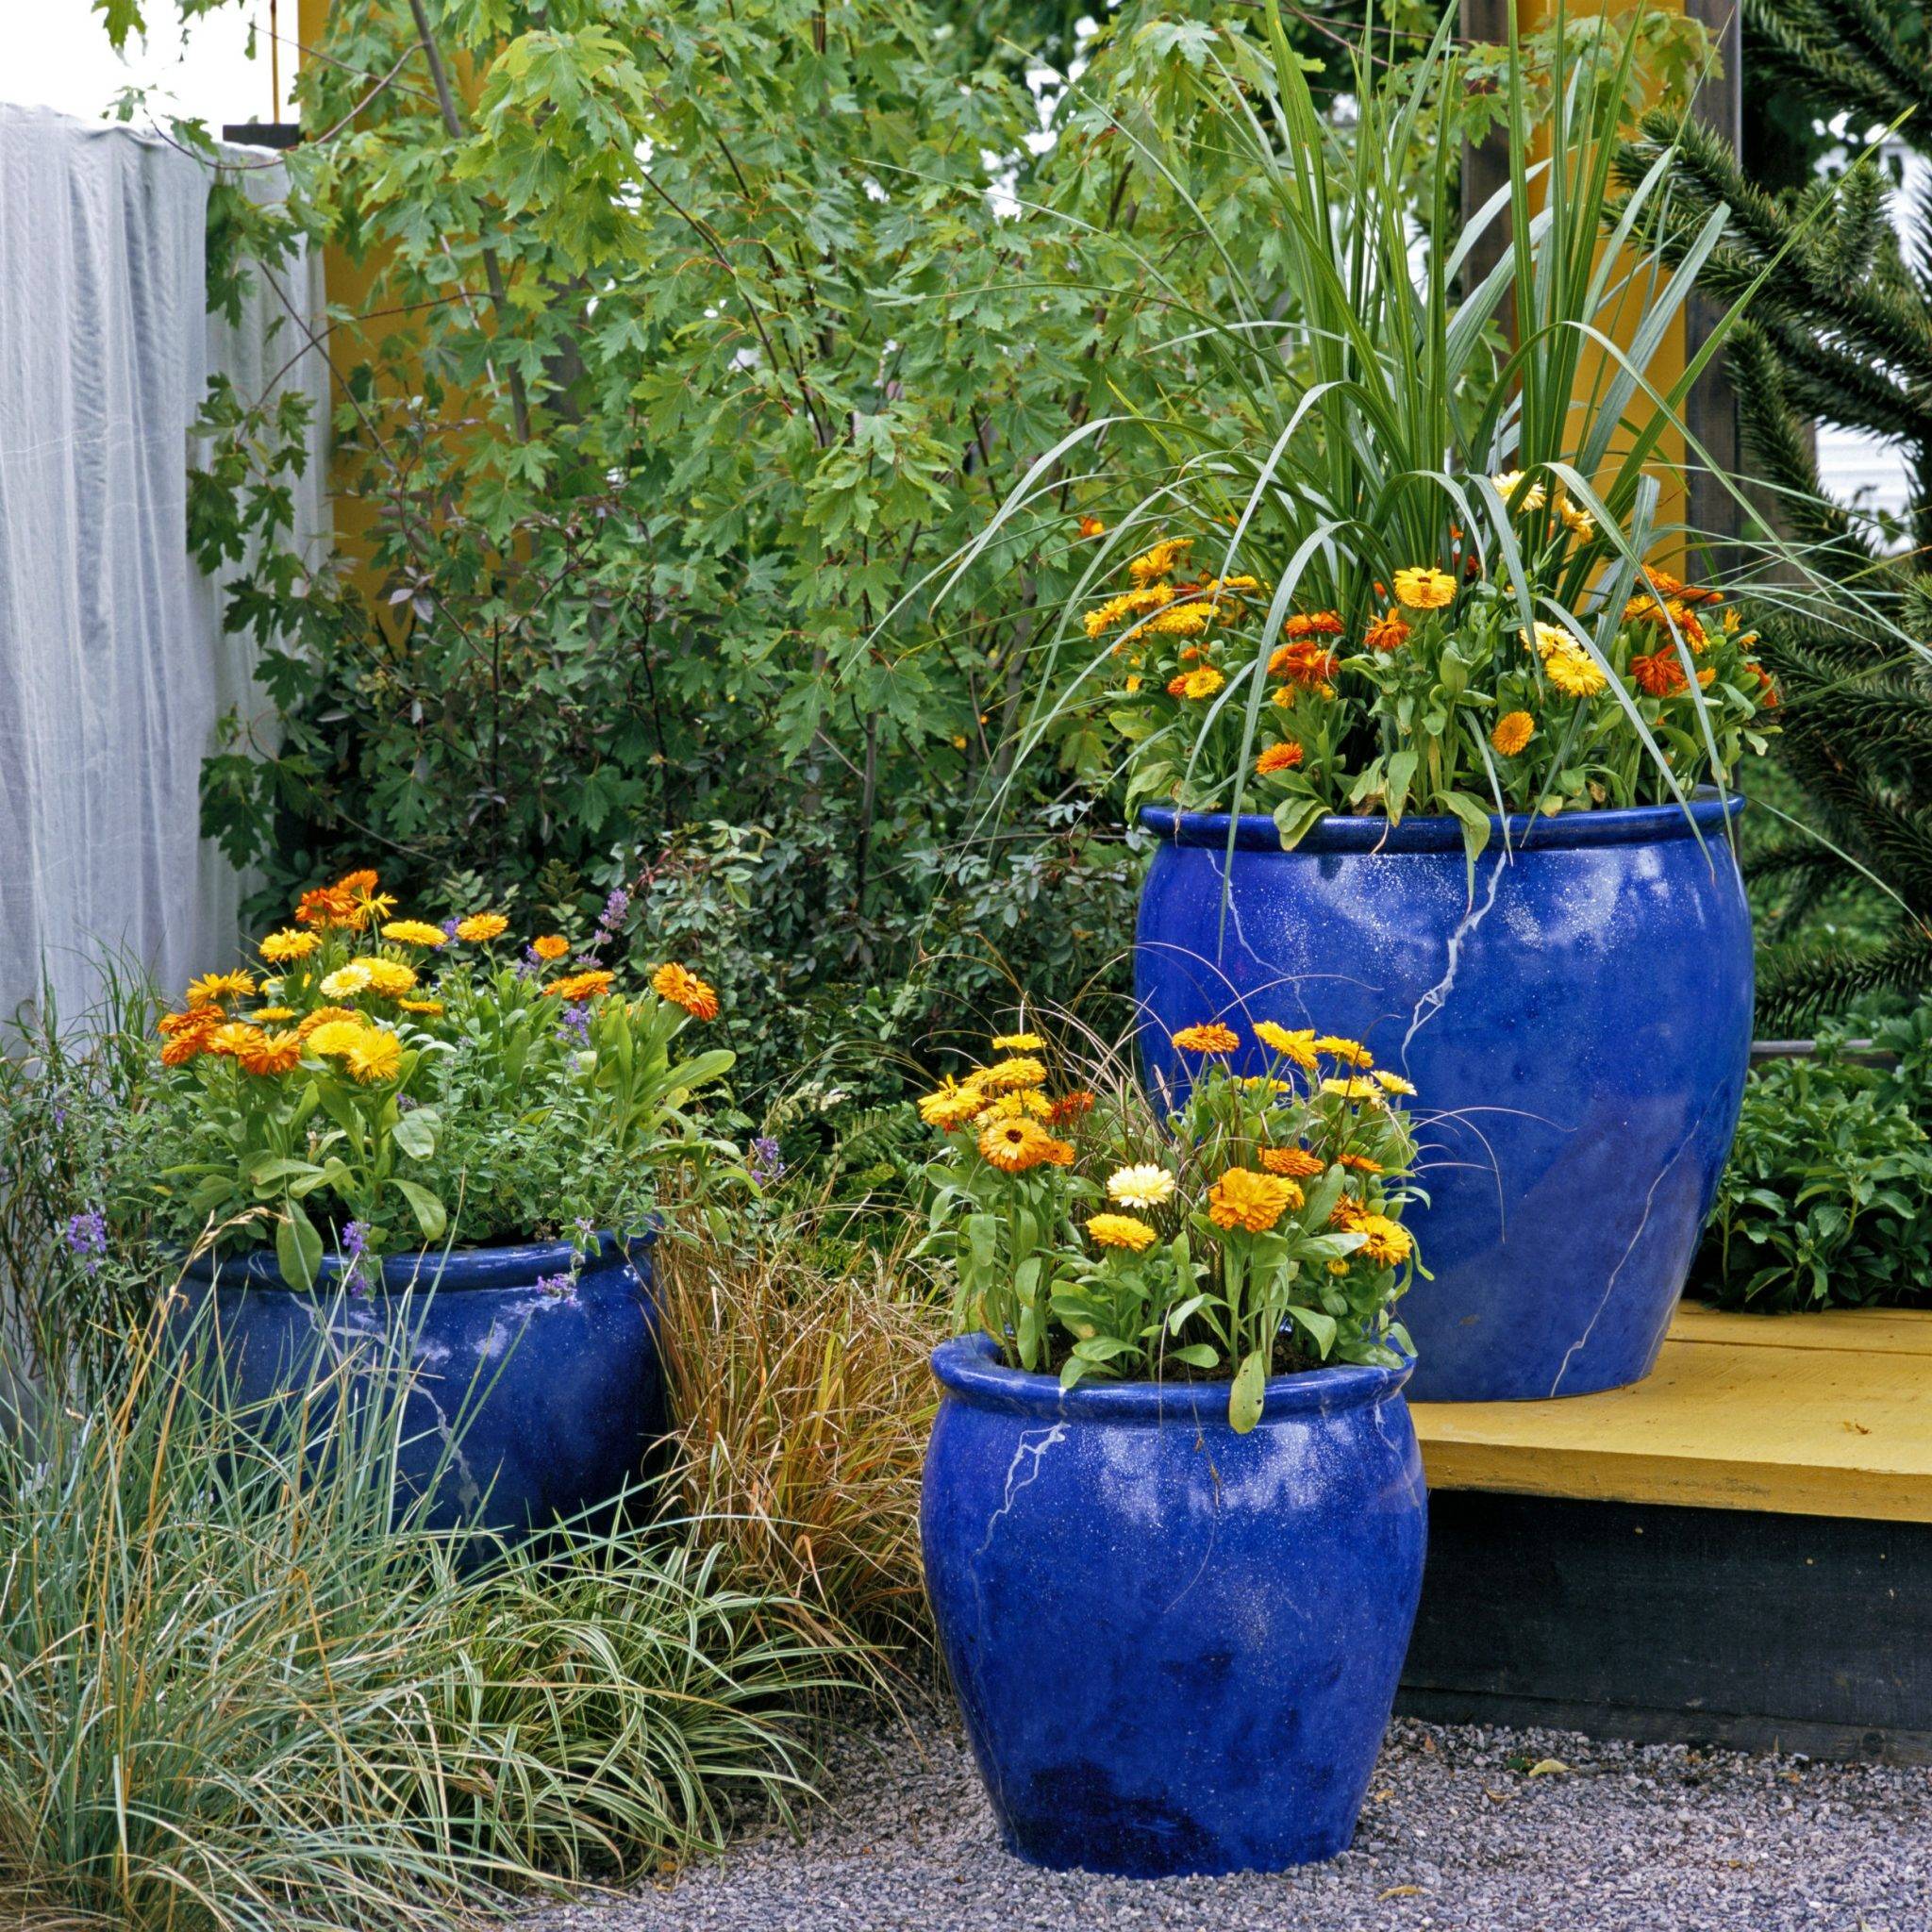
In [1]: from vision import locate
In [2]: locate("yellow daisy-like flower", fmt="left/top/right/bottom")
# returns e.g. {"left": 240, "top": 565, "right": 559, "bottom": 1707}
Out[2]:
{"left": 1322, "top": 1076, "right": 1384, "bottom": 1102}
{"left": 1261, "top": 1146, "right": 1324, "bottom": 1180}
{"left": 974, "top": 1090, "right": 1054, "bottom": 1123}
{"left": 1166, "top": 665, "right": 1226, "bottom": 701}
{"left": 455, "top": 913, "right": 509, "bottom": 944}
{"left": 187, "top": 970, "right": 257, "bottom": 1007}
{"left": 1340, "top": 1153, "right": 1385, "bottom": 1174}
{"left": 1207, "top": 1167, "right": 1297, "bottom": 1234}
{"left": 1107, "top": 1164, "right": 1176, "bottom": 1210}
{"left": 380, "top": 920, "right": 448, "bottom": 949}
{"left": 1554, "top": 493, "right": 1595, "bottom": 540}
{"left": 250, "top": 1007, "right": 297, "bottom": 1024}
{"left": 297, "top": 1006, "right": 360, "bottom": 1039}
{"left": 1542, "top": 644, "right": 1607, "bottom": 699}
{"left": 1253, "top": 1021, "right": 1319, "bottom": 1069}
{"left": 1239, "top": 1075, "right": 1291, "bottom": 1096}
{"left": 531, "top": 934, "right": 571, "bottom": 962}
{"left": 977, "top": 1117, "right": 1061, "bottom": 1174}
{"left": 1147, "top": 601, "right": 1219, "bottom": 639}
{"left": 1357, "top": 1213, "right": 1413, "bottom": 1267}
{"left": 991, "top": 1031, "right": 1044, "bottom": 1052}
{"left": 1490, "top": 469, "right": 1546, "bottom": 512}
{"left": 206, "top": 1022, "right": 262, "bottom": 1058}
{"left": 303, "top": 1019, "right": 369, "bottom": 1059}
{"left": 1314, "top": 1035, "right": 1373, "bottom": 1068}
{"left": 1327, "top": 1257, "right": 1353, "bottom": 1276}
{"left": 1491, "top": 710, "right": 1536, "bottom": 757}
{"left": 1087, "top": 1213, "right": 1158, "bottom": 1254}
{"left": 1171, "top": 1023, "right": 1241, "bottom": 1055}
{"left": 258, "top": 929, "right": 319, "bottom": 964}
{"left": 319, "top": 963, "right": 373, "bottom": 1000}
{"left": 919, "top": 1078, "right": 986, "bottom": 1131}
{"left": 979, "top": 1055, "right": 1049, "bottom": 1092}
{"left": 1392, "top": 565, "right": 1456, "bottom": 611}
{"left": 1128, "top": 537, "right": 1192, "bottom": 584}
{"left": 349, "top": 957, "right": 418, "bottom": 999}
{"left": 345, "top": 1028, "right": 404, "bottom": 1085}
{"left": 399, "top": 997, "right": 445, "bottom": 1016}
{"left": 1374, "top": 1070, "right": 1418, "bottom": 1097}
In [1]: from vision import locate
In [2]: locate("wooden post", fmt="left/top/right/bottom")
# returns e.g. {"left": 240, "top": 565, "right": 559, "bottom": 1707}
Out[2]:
{"left": 1683, "top": 0, "right": 1743, "bottom": 554}
{"left": 1459, "top": 0, "right": 1516, "bottom": 314}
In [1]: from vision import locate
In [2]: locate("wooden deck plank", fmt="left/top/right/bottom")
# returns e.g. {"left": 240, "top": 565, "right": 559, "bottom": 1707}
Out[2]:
{"left": 1410, "top": 1303, "right": 1932, "bottom": 1524}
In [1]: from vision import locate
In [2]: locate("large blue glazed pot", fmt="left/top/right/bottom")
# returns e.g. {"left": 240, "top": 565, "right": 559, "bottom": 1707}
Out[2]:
{"left": 180, "top": 1230, "right": 662, "bottom": 1541}
{"left": 1136, "top": 796, "right": 1754, "bottom": 1402}
{"left": 920, "top": 1334, "right": 1426, "bottom": 1877}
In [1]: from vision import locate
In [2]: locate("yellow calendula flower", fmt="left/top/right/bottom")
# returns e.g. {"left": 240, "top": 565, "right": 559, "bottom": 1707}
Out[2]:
{"left": 1392, "top": 565, "right": 1456, "bottom": 611}
{"left": 1327, "top": 1257, "right": 1353, "bottom": 1276}
{"left": 345, "top": 1028, "right": 404, "bottom": 1085}
{"left": 1128, "top": 537, "right": 1192, "bottom": 584}
{"left": 399, "top": 997, "right": 445, "bottom": 1016}
{"left": 1207, "top": 1167, "right": 1297, "bottom": 1234}
{"left": 250, "top": 1007, "right": 297, "bottom": 1024}
{"left": 1357, "top": 1213, "right": 1413, "bottom": 1267}
{"left": 1374, "top": 1070, "right": 1418, "bottom": 1097}
{"left": 1322, "top": 1076, "right": 1384, "bottom": 1102}
{"left": 303, "top": 1019, "right": 369, "bottom": 1059}
{"left": 455, "top": 913, "right": 509, "bottom": 944}
{"left": 974, "top": 1090, "right": 1054, "bottom": 1123}
{"left": 532, "top": 934, "right": 571, "bottom": 961}
{"left": 979, "top": 1055, "right": 1049, "bottom": 1092}
{"left": 1253, "top": 1021, "right": 1318, "bottom": 1069}
{"left": 1171, "top": 1023, "right": 1241, "bottom": 1055}
{"left": 1554, "top": 493, "right": 1595, "bottom": 540}
{"left": 350, "top": 957, "right": 418, "bottom": 999}
{"left": 978, "top": 1117, "right": 1064, "bottom": 1174}
{"left": 319, "top": 963, "right": 373, "bottom": 1000}
{"left": 380, "top": 920, "right": 448, "bottom": 948}
{"left": 1107, "top": 1164, "right": 1175, "bottom": 1209}
{"left": 1239, "top": 1074, "right": 1291, "bottom": 1096}
{"left": 1166, "top": 665, "right": 1226, "bottom": 701}
{"left": 187, "top": 970, "right": 257, "bottom": 1006}
{"left": 1543, "top": 645, "right": 1607, "bottom": 699}
{"left": 1314, "top": 1035, "right": 1373, "bottom": 1068}
{"left": 297, "top": 1005, "right": 359, "bottom": 1039}
{"left": 1491, "top": 469, "right": 1546, "bottom": 512}
{"left": 1147, "top": 600, "right": 1218, "bottom": 638}
{"left": 991, "top": 1031, "right": 1044, "bottom": 1052}
{"left": 206, "top": 1022, "right": 262, "bottom": 1058}
{"left": 1087, "top": 1213, "right": 1158, "bottom": 1254}
{"left": 1491, "top": 710, "right": 1536, "bottom": 757}
{"left": 919, "top": 1078, "right": 986, "bottom": 1131}
{"left": 651, "top": 961, "right": 720, "bottom": 1021}
{"left": 258, "top": 929, "right": 319, "bottom": 964}
{"left": 1262, "top": 1146, "right": 1324, "bottom": 1179}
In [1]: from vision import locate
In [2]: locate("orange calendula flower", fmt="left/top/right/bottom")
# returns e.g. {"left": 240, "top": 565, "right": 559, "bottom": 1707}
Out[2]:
{"left": 350, "top": 958, "right": 418, "bottom": 999}
{"left": 380, "top": 920, "right": 448, "bottom": 949}
{"left": 979, "top": 1055, "right": 1048, "bottom": 1092}
{"left": 1339, "top": 1153, "right": 1385, "bottom": 1174}
{"left": 187, "top": 970, "right": 257, "bottom": 1007}
{"left": 1049, "top": 1090, "right": 1096, "bottom": 1125}
{"left": 250, "top": 1007, "right": 297, "bottom": 1024}
{"left": 238, "top": 1029, "right": 305, "bottom": 1076}
{"left": 977, "top": 1117, "right": 1059, "bottom": 1174}
{"left": 158, "top": 1006, "right": 221, "bottom": 1040}
{"left": 1077, "top": 514, "right": 1106, "bottom": 539}
{"left": 294, "top": 884, "right": 359, "bottom": 929}
{"left": 1253, "top": 1021, "right": 1318, "bottom": 1069}
{"left": 1490, "top": 710, "right": 1536, "bottom": 757}
{"left": 1208, "top": 1167, "right": 1297, "bottom": 1234}
{"left": 1330, "top": 1195, "right": 1369, "bottom": 1232}
{"left": 258, "top": 928, "right": 320, "bottom": 964}
{"left": 532, "top": 934, "right": 571, "bottom": 961}
{"left": 160, "top": 1034, "right": 207, "bottom": 1067}
{"left": 1268, "top": 640, "right": 1341, "bottom": 687}
{"left": 651, "top": 961, "right": 720, "bottom": 1021}
{"left": 455, "top": 913, "right": 509, "bottom": 944}
{"left": 1745, "top": 661, "right": 1780, "bottom": 708}
{"left": 1261, "top": 1145, "right": 1325, "bottom": 1179}
{"left": 1171, "top": 1023, "right": 1241, "bottom": 1055}
{"left": 336, "top": 869, "right": 379, "bottom": 893}
{"left": 206, "top": 1022, "right": 262, "bottom": 1058}
{"left": 550, "top": 968, "right": 617, "bottom": 1003}
{"left": 1630, "top": 649, "right": 1689, "bottom": 698}
{"left": 1282, "top": 611, "right": 1345, "bottom": 639}
{"left": 919, "top": 1077, "right": 985, "bottom": 1131}
{"left": 297, "top": 1006, "right": 361, "bottom": 1039}
{"left": 1256, "top": 741, "right": 1305, "bottom": 776}
{"left": 1363, "top": 608, "right": 1410, "bottom": 653}
{"left": 1087, "top": 1213, "right": 1158, "bottom": 1253}
{"left": 1357, "top": 1213, "right": 1413, "bottom": 1267}
{"left": 1166, "top": 665, "right": 1225, "bottom": 700}
{"left": 1639, "top": 567, "right": 1722, "bottom": 606}
{"left": 1392, "top": 566, "right": 1456, "bottom": 610}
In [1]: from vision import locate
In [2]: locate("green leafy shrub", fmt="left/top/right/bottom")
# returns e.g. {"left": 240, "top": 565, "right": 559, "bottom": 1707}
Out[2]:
{"left": 1690, "top": 1033, "right": 1932, "bottom": 1311}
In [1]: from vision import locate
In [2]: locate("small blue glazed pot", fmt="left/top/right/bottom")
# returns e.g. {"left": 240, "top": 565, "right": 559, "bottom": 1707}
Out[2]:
{"left": 179, "top": 1229, "right": 662, "bottom": 1541}
{"left": 1135, "top": 796, "right": 1754, "bottom": 1402}
{"left": 920, "top": 1335, "right": 1426, "bottom": 1877}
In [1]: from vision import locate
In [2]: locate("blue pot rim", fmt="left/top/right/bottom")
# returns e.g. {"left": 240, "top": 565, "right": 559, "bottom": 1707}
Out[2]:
{"left": 1140, "top": 790, "right": 1744, "bottom": 855}
{"left": 931, "top": 1331, "right": 1411, "bottom": 1423}
{"left": 179, "top": 1225, "right": 655, "bottom": 1295}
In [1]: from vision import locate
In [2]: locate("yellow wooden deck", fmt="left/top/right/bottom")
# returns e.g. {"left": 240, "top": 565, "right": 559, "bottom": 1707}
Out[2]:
{"left": 1410, "top": 1304, "right": 1932, "bottom": 1524}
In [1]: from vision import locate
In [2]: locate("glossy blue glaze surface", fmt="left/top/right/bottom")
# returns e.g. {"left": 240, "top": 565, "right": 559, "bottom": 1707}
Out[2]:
{"left": 920, "top": 1335, "right": 1427, "bottom": 1876}
{"left": 1136, "top": 797, "right": 1754, "bottom": 1401}
{"left": 180, "top": 1230, "right": 662, "bottom": 1540}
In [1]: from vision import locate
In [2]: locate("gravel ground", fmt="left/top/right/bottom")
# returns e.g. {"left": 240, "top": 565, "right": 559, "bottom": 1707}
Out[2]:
{"left": 525, "top": 1709, "right": 1932, "bottom": 1932}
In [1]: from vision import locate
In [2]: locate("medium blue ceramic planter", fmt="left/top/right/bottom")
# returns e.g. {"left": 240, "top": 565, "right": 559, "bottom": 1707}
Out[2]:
{"left": 1136, "top": 796, "right": 1754, "bottom": 1402}
{"left": 180, "top": 1230, "right": 662, "bottom": 1541}
{"left": 921, "top": 1335, "right": 1426, "bottom": 1876}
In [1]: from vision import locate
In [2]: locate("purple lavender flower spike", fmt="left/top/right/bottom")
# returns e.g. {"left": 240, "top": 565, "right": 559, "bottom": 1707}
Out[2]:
{"left": 341, "top": 1220, "right": 370, "bottom": 1297}
{"left": 599, "top": 887, "right": 630, "bottom": 933}
{"left": 749, "top": 1135, "right": 786, "bottom": 1187}
{"left": 558, "top": 1002, "right": 591, "bottom": 1046}
{"left": 65, "top": 1206, "right": 108, "bottom": 1274}
{"left": 534, "top": 1271, "right": 575, "bottom": 1298}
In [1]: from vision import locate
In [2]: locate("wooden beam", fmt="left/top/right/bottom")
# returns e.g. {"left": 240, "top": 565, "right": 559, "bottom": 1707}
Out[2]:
{"left": 1683, "top": 0, "right": 1743, "bottom": 552}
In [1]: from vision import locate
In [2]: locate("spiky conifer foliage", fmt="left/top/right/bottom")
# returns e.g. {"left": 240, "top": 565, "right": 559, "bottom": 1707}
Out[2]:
{"left": 1618, "top": 0, "right": 1932, "bottom": 1029}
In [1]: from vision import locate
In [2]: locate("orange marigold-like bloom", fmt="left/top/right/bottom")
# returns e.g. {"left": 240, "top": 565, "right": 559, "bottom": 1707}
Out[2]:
{"left": 1171, "top": 1023, "right": 1241, "bottom": 1054}
{"left": 1261, "top": 1145, "right": 1325, "bottom": 1179}
{"left": 238, "top": 1029, "right": 305, "bottom": 1076}
{"left": 1282, "top": 610, "right": 1345, "bottom": 639}
{"left": 455, "top": 913, "right": 509, "bottom": 944}
{"left": 978, "top": 1117, "right": 1059, "bottom": 1174}
{"left": 294, "top": 884, "right": 358, "bottom": 929}
{"left": 1077, "top": 514, "right": 1106, "bottom": 539}
{"left": 206, "top": 1022, "right": 262, "bottom": 1058}
{"left": 651, "top": 961, "right": 720, "bottom": 1021}
{"left": 337, "top": 869, "right": 379, "bottom": 893}
{"left": 1166, "top": 666, "right": 1225, "bottom": 700}
{"left": 296, "top": 1006, "right": 361, "bottom": 1039}
{"left": 1269, "top": 640, "right": 1341, "bottom": 687}
{"left": 1330, "top": 1195, "right": 1369, "bottom": 1232}
{"left": 1630, "top": 649, "right": 1688, "bottom": 698}
{"left": 186, "top": 970, "right": 256, "bottom": 1007}
{"left": 1745, "top": 660, "right": 1781, "bottom": 708}
{"left": 1639, "top": 567, "right": 1722, "bottom": 606}
{"left": 550, "top": 968, "right": 617, "bottom": 1003}
{"left": 1339, "top": 1152, "right": 1385, "bottom": 1174}
{"left": 979, "top": 1055, "right": 1048, "bottom": 1092}
{"left": 1049, "top": 1089, "right": 1096, "bottom": 1125}
{"left": 1208, "top": 1167, "right": 1298, "bottom": 1234}
{"left": 1363, "top": 608, "right": 1411, "bottom": 653}
{"left": 532, "top": 934, "right": 571, "bottom": 961}
{"left": 158, "top": 1005, "right": 221, "bottom": 1040}
{"left": 1256, "top": 741, "right": 1305, "bottom": 776}
{"left": 1491, "top": 710, "right": 1536, "bottom": 757}
{"left": 1128, "top": 537, "right": 1192, "bottom": 584}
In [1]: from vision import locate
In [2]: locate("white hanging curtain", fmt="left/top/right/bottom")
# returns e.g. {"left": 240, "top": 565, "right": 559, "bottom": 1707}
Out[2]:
{"left": 0, "top": 105, "right": 326, "bottom": 1033}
